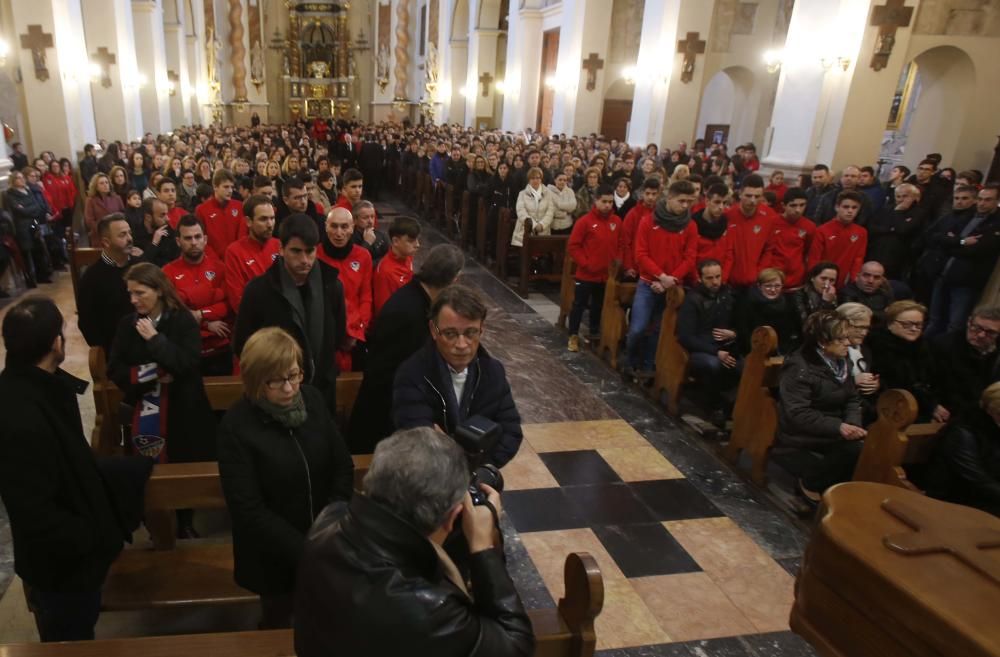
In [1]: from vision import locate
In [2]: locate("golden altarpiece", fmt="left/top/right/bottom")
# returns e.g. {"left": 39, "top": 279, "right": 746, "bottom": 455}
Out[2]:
{"left": 281, "top": 1, "right": 358, "bottom": 120}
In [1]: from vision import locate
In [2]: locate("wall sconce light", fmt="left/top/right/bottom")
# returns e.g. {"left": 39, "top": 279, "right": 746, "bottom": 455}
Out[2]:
{"left": 763, "top": 49, "right": 784, "bottom": 74}
{"left": 622, "top": 65, "right": 638, "bottom": 84}
{"left": 494, "top": 79, "right": 506, "bottom": 94}
{"left": 0, "top": 38, "right": 10, "bottom": 67}
{"left": 458, "top": 85, "right": 470, "bottom": 98}
{"left": 820, "top": 56, "right": 851, "bottom": 71}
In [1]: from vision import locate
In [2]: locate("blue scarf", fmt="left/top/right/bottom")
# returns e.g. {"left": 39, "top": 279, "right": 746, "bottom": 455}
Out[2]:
{"left": 130, "top": 361, "right": 170, "bottom": 462}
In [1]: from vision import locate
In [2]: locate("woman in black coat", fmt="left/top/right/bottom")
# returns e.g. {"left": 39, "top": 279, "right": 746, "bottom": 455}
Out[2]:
{"left": 867, "top": 300, "right": 949, "bottom": 424}
{"left": 218, "top": 327, "right": 353, "bottom": 629}
{"left": 777, "top": 310, "right": 866, "bottom": 500}
{"left": 865, "top": 183, "right": 924, "bottom": 279}
{"left": 108, "top": 263, "right": 216, "bottom": 536}
{"left": 791, "top": 261, "right": 839, "bottom": 328}
{"left": 738, "top": 268, "right": 801, "bottom": 354}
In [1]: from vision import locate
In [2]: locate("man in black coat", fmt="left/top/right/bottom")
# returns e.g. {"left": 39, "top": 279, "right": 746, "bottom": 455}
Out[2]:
{"left": 294, "top": 428, "right": 533, "bottom": 657}
{"left": 0, "top": 297, "right": 126, "bottom": 641}
{"left": 358, "top": 134, "right": 384, "bottom": 200}
{"left": 349, "top": 244, "right": 464, "bottom": 453}
{"left": 234, "top": 214, "right": 347, "bottom": 414}
{"left": 930, "top": 305, "right": 1000, "bottom": 420}
{"left": 911, "top": 184, "right": 977, "bottom": 302}
{"left": 392, "top": 285, "right": 522, "bottom": 467}
{"left": 839, "top": 261, "right": 895, "bottom": 326}
{"left": 77, "top": 214, "right": 139, "bottom": 354}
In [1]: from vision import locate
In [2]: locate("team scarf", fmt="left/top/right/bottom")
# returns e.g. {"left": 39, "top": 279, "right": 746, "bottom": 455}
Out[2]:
{"left": 130, "top": 362, "right": 170, "bottom": 463}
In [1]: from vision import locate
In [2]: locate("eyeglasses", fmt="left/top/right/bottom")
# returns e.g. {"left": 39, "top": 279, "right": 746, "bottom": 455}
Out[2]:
{"left": 969, "top": 321, "right": 1000, "bottom": 339}
{"left": 434, "top": 324, "right": 482, "bottom": 342}
{"left": 849, "top": 323, "right": 871, "bottom": 331}
{"left": 265, "top": 370, "right": 304, "bottom": 390}
{"left": 893, "top": 320, "right": 924, "bottom": 331}
{"left": 760, "top": 283, "right": 783, "bottom": 291}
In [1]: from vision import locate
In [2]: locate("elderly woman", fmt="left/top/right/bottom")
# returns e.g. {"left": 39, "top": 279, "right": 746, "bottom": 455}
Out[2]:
{"left": 737, "top": 268, "right": 800, "bottom": 354}
{"left": 868, "top": 300, "right": 948, "bottom": 423}
{"left": 548, "top": 172, "right": 578, "bottom": 235}
{"left": 218, "top": 327, "right": 353, "bottom": 628}
{"left": 574, "top": 166, "right": 602, "bottom": 218}
{"left": 777, "top": 310, "right": 866, "bottom": 501}
{"left": 927, "top": 382, "right": 1000, "bottom": 517}
{"left": 792, "top": 261, "right": 840, "bottom": 328}
{"left": 837, "top": 302, "right": 879, "bottom": 423}
{"left": 511, "top": 166, "right": 554, "bottom": 247}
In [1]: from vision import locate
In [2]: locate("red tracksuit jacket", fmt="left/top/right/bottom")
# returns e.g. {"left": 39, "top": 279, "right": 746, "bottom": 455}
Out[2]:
{"left": 167, "top": 206, "right": 188, "bottom": 230}
{"left": 373, "top": 252, "right": 413, "bottom": 315}
{"left": 621, "top": 204, "right": 653, "bottom": 273}
{"left": 568, "top": 208, "right": 624, "bottom": 283}
{"left": 726, "top": 203, "right": 779, "bottom": 287}
{"left": 761, "top": 215, "right": 817, "bottom": 288}
{"left": 163, "top": 254, "right": 231, "bottom": 354}
{"left": 635, "top": 216, "right": 699, "bottom": 284}
{"left": 318, "top": 243, "right": 373, "bottom": 341}
{"left": 223, "top": 235, "right": 281, "bottom": 312}
{"left": 689, "top": 214, "right": 735, "bottom": 285}
{"left": 808, "top": 220, "right": 867, "bottom": 288}
{"left": 195, "top": 197, "right": 247, "bottom": 261}
{"left": 335, "top": 195, "right": 379, "bottom": 228}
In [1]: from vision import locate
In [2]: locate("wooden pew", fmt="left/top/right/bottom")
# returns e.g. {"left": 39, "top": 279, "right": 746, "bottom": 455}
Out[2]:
{"left": 67, "top": 227, "right": 100, "bottom": 307}
{"left": 650, "top": 286, "right": 687, "bottom": 416}
{"left": 595, "top": 261, "right": 636, "bottom": 369}
{"left": 516, "top": 234, "right": 569, "bottom": 298}
{"left": 443, "top": 182, "right": 457, "bottom": 237}
{"left": 89, "top": 346, "right": 124, "bottom": 456}
{"left": 475, "top": 197, "right": 489, "bottom": 262}
{"left": 722, "top": 326, "right": 784, "bottom": 486}
{"left": 496, "top": 208, "right": 514, "bottom": 278}
{"left": 557, "top": 246, "right": 576, "bottom": 330}
{"left": 852, "top": 388, "right": 944, "bottom": 491}
{"left": 460, "top": 191, "right": 473, "bottom": 249}
{"left": 7, "top": 552, "right": 604, "bottom": 657}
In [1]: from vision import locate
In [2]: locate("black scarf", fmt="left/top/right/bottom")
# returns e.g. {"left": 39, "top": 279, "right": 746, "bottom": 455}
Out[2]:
{"left": 321, "top": 232, "right": 353, "bottom": 260}
{"left": 653, "top": 198, "right": 691, "bottom": 233}
{"left": 694, "top": 210, "right": 727, "bottom": 239}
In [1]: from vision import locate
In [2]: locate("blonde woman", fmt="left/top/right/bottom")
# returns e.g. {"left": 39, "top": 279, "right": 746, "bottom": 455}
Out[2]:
{"left": 512, "top": 167, "right": 554, "bottom": 246}
{"left": 83, "top": 173, "right": 125, "bottom": 244}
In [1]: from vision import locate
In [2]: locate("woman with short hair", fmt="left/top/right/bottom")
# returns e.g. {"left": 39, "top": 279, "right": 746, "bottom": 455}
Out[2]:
{"left": 512, "top": 166, "right": 554, "bottom": 246}
{"left": 738, "top": 268, "right": 800, "bottom": 354}
{"left": 777, "top": 310, "right": 866, "bottom": 501}
{"left": 218, "top": 327, "right": 353, "bottom": 629}
{"left": 837, "top": 302, "right": 879, "bottom": 423}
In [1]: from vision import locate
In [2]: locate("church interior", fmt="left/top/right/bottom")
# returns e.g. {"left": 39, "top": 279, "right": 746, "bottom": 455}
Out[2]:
{"left": 0, "top": 0, "right": 999, "bottom": 656}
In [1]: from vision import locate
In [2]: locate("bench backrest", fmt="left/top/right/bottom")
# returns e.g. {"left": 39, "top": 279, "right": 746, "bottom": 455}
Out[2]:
{"left": 652, "top": 285, "right": 687, "bottom": 416}
{"left": 853, "top": 389, "right": 943, "bottom": 491}
{"left": 68, "top": 229, "right": 101, "bottom": 307}
{"left": 595, "top": 261, "right": 636, "bottom": 369}
{"left": 558, "top": 243, "right": 577, "bottom": 329}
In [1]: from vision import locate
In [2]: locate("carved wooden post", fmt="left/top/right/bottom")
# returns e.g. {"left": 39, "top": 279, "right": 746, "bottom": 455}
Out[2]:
{"left": 394, "top": 0, "right": 410, "bottom": 101}
{"left": 229, "top": 0, "right": 248, "bottom": 102}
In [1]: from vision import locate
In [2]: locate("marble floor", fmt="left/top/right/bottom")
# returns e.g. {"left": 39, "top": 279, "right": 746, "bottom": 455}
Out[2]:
{"left": 0, "top": 199, "right": 817, "bottom": 656}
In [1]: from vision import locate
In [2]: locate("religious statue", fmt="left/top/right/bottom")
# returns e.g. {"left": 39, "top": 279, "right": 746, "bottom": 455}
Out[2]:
{"left": 426, "top": 41, "right": 439, "bottom": 86}
{"left": 283, "top": 52, "right": 291, "bottom": 77}
{"left": 206, "top": 26, "right": 223, "bottom": 86}
{"left": 309, "top": 60, "right": 331, "bottom": 78}
{"left": 250, "top": 42, "right": 266, "bottom": 90}
{"left": 376, "top": 43, "right": 390, "bottom": 91}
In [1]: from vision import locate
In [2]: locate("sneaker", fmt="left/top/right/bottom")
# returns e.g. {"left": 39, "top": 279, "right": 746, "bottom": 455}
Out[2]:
{"left": 568, "top": 335, "right": 580, "bottom": 352}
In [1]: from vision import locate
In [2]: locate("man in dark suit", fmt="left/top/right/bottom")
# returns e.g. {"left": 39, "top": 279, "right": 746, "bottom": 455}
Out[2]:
{"left": 358, "top": 134, "right": 384, "bottom": 200}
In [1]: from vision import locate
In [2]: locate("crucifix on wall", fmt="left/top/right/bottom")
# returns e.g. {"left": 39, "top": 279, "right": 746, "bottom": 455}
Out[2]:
{"left": 91, "top": 47, "right": 116, "bottom": 88}
{"left": 869, "top": 0, "right": 913, "bottom": 71}
{"left": 581, "top": 52, "right": 603, "bottom": 91}
{"left": 677, "top": 32, "right": 706, "bottom": 84}
{"left": 479, "top": 71, "right": 493, "bottom": 97}
{"left": 20, "top": 24, "right": 55, "bottom": 81}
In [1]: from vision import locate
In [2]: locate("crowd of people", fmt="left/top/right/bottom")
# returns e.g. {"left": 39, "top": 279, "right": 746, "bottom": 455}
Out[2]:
{"left": 0, "top": 118, "right": 998, "bottom": 648}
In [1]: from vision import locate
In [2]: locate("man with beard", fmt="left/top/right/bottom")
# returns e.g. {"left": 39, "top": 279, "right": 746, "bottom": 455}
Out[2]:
{"left": 318, "top": 207, "right": 373, "bottom": 371}
{"left": 805, "top": 164, "right": 835, "bottom": 218}
{"left": 77, "top": 215, "right": 139, "bottom": 354}
{"left": 224, "top": 194, "right": 280, "bottom": 313}
{"left": 132, "top": 198, "right": 179, "bottom": 267}
{"left": 164, "top": 215, "right": 233, "bottom": 375}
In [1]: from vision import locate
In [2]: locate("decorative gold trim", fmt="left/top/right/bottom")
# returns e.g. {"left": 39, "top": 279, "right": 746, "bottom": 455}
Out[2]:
{"left": 886, "top": 61, "right": 916, "bottom": 130}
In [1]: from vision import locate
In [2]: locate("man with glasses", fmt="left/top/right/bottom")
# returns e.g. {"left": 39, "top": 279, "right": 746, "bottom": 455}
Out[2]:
{"left": 931, "top": 305, "right": 1000, "bottom": 418}
{"left": 392, "top": 285, "right": 522, "bottom": 468}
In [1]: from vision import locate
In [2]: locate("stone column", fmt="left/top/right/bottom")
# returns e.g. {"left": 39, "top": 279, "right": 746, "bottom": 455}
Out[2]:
{"left": 393, "top": 0, "right": 411, "bottom": 103}
{"left": 10, "top": 0, "right": 97, "bottom": 156}
{"left": 464, "top": 29, "right": 501, "bottom": 128}
{"left": 228, "top": 0, "right": 248, "bottom": 103}
{"left": 499, "top": 0, "right": 544, "bottom": 132}
{"left": 185, "top": 0, "right": 206, "bottom": 125}
{"left": 0, "top": 129, "right": 12, "bottom": 190}
{"left": 549, "top": 0, "right": 613, "bottom": 136}
{"left": 81, "top": 0, "right": 145, "bottom": 142}
{"left": 163, "top": 0, "right": 193, "bottom": 127}
{"left": 132, "top": 0, "right": 172, "bottom": 134}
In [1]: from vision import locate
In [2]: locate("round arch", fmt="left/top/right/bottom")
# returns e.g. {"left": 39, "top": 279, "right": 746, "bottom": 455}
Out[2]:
{"left": 695, "top": 66, "right": 755, "bottom": 147}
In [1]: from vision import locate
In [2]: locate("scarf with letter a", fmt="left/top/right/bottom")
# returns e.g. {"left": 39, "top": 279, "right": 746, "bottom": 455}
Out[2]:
{"left": 130, "top": 362, "right": 170, "bottom": 463}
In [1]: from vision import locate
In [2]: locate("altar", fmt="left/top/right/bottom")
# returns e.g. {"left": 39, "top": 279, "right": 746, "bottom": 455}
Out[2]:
{"left": 282, "top": 1, "right": 358, "bottom": 121}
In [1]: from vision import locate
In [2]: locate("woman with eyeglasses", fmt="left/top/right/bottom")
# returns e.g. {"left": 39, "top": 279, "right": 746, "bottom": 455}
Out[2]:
{"left": 837, "top": 302, "right": 879, "bottom": 423}
{"left": 218, "top": 326, "right": 353, "bottom": 629}
{"left": 868, "top": 300, "right": 949, "bottom": 423}
{"left": 737, "top": 268, "right": 800, "bottom": 354}
{"left": 777, "top": 310, "right": 866, "bottom": 503}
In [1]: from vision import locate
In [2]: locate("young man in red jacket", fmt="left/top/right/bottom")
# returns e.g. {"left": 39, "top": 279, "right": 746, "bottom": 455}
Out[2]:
{"left": 373, "top": 216, "right": 421, "bottom": 315}
{"left": 319, "top": 207, "right": 373, "bottom": 371}
{"left": 224, "top": 194, "right": 280, "bottom": 313}
{"left": 622, "top": 178, "right": 661, "bottom": 279}
{"left": 195, "top": 169, "right": 247, "bottom": 261}
{"left": 335, "top": 168, "right": 379, "bottom": 229}
{"left": 157, "top": 178, "right": 187, "bottom": 230}
{"left": 567, "top": 184, "right": 624, "bottom": 352}
{"left": 689, "top": 183, "right": 734, "bottom": 285}
{"left": 807, "top": 190, "right": 868, "bottom": 288}
{"left": 725, "top": 174, "right": 778, "bottom": 288}
{"left": 626, "top": 180, "right": 699, "bottom": 378}
{"left": 164, "top": 215, "right": 233, "bottom": 375}
{"left": 760, "top": 187, "right": 816, "bottom": 289}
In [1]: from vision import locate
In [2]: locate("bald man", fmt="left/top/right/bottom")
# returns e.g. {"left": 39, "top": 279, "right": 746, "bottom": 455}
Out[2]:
{"left": 839, "top": 261, "right": 895, "bottom": 323}
{"left": 318, "top": 207, "right": 373, "bottom": 371}
{"left": 815, "top": 165, "right": 874, "bottom": 226}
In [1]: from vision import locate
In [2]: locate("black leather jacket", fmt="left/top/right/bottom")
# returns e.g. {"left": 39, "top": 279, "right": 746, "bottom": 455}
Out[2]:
{"left": 294, "top": 494, "right": 534, "bottom": 657}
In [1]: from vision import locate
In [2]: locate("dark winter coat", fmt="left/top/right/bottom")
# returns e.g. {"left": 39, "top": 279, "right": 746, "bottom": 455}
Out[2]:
{"left": 930, "top": 330, "right": 1000, "bottom": 419}
{"left": 393, "top": 342, "right": 523, "bottom": 467}
{"left": 677, "top": 284, "right": 737, "bottom": 356}
{"left": 77, "top": 255, "right": 137, "bottom": 354}
{"left": 838, "top": 281, "right": 894, "bottom": 325}
{"left": 736, "top": 287, "right": 801, "bottom": 355}
{"left": 939, "top": 210, "right": 1000, "bottom": 290}
{"left": 867, "top": 327, "right": 939, "bottom": 422}
{"left": 791, "top": 285, "right": 837, "bottom": 328}
{"left": 926, "top": 408, "right": 1000, "bottom": 517}
{"left": 865, "top": 204, "right": 924, "bottom": 279}
{"left": 777, "top": 347, "right": 862, "bottom": 449}
{"left": 217, "top": 384, "right": 354, "bottom": 595}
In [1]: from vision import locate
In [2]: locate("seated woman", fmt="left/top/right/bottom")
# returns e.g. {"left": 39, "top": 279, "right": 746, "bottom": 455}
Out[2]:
{"left": 926, "top": 382, "right": 1000, "bottom": 517}
{"left": 217, "top": 327, "right": 354, "bottom": 629}
{"left": 867, "top": 300, "right": 949, "bottom": 424}
{"left": 837, "top": 302, "right": 879, "bottom": 423}
{"left": 792, "top": 262, "right": 840, "bottom": 328}
{"left": 511, "top": 166, "right": 554, "bottom": 247}
{"left": 777, "top": 310, "right": 866, "bottom": 502}
{"left": 108, "top": 262, "right": 216, "bottom": 537}
{"left": 738, "top": 268, "right": 800, "bottom": 354}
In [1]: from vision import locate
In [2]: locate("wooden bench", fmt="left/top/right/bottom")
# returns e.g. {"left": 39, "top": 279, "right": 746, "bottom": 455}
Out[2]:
{"left": 852, "top": 388, "right": 945, "bottom": 491}
{"left": 722, "top": 326, "right": 784, "bottom": 485}
{"left": 475, "top": 197, "right": 489, "bottom": 262}
{"left": 89, "top": 346, "right": 124, "bottom": 456}
{"left": 595, "top": 262, "right": 636, "bottom": 369}
{"left": 496, "top": 208, "right": 514, "bottom": 278}
{"left": 557, "top": 247, "right": 576, "bottom": 329}
{"left": 516, "top": 234, "right": 569, "bottom": 298}
{"left": 7, "top": 552, "right": 603, "bottom": 657}
{"left": 650, "top": 286, "right": 687, "bottom": 416}
{"left": 443, "top": 182, "right": 458, "bottom": 237}
{"left": 67, "top": 227, "right": 100, "bottom": 307}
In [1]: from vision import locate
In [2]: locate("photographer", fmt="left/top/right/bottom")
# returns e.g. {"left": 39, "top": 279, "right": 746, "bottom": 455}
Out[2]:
{"left": 392, "top": 285, "right": 523, "bottom": 467}
{"left": 294, "top": 428, "right": 534, "bottom": 657}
